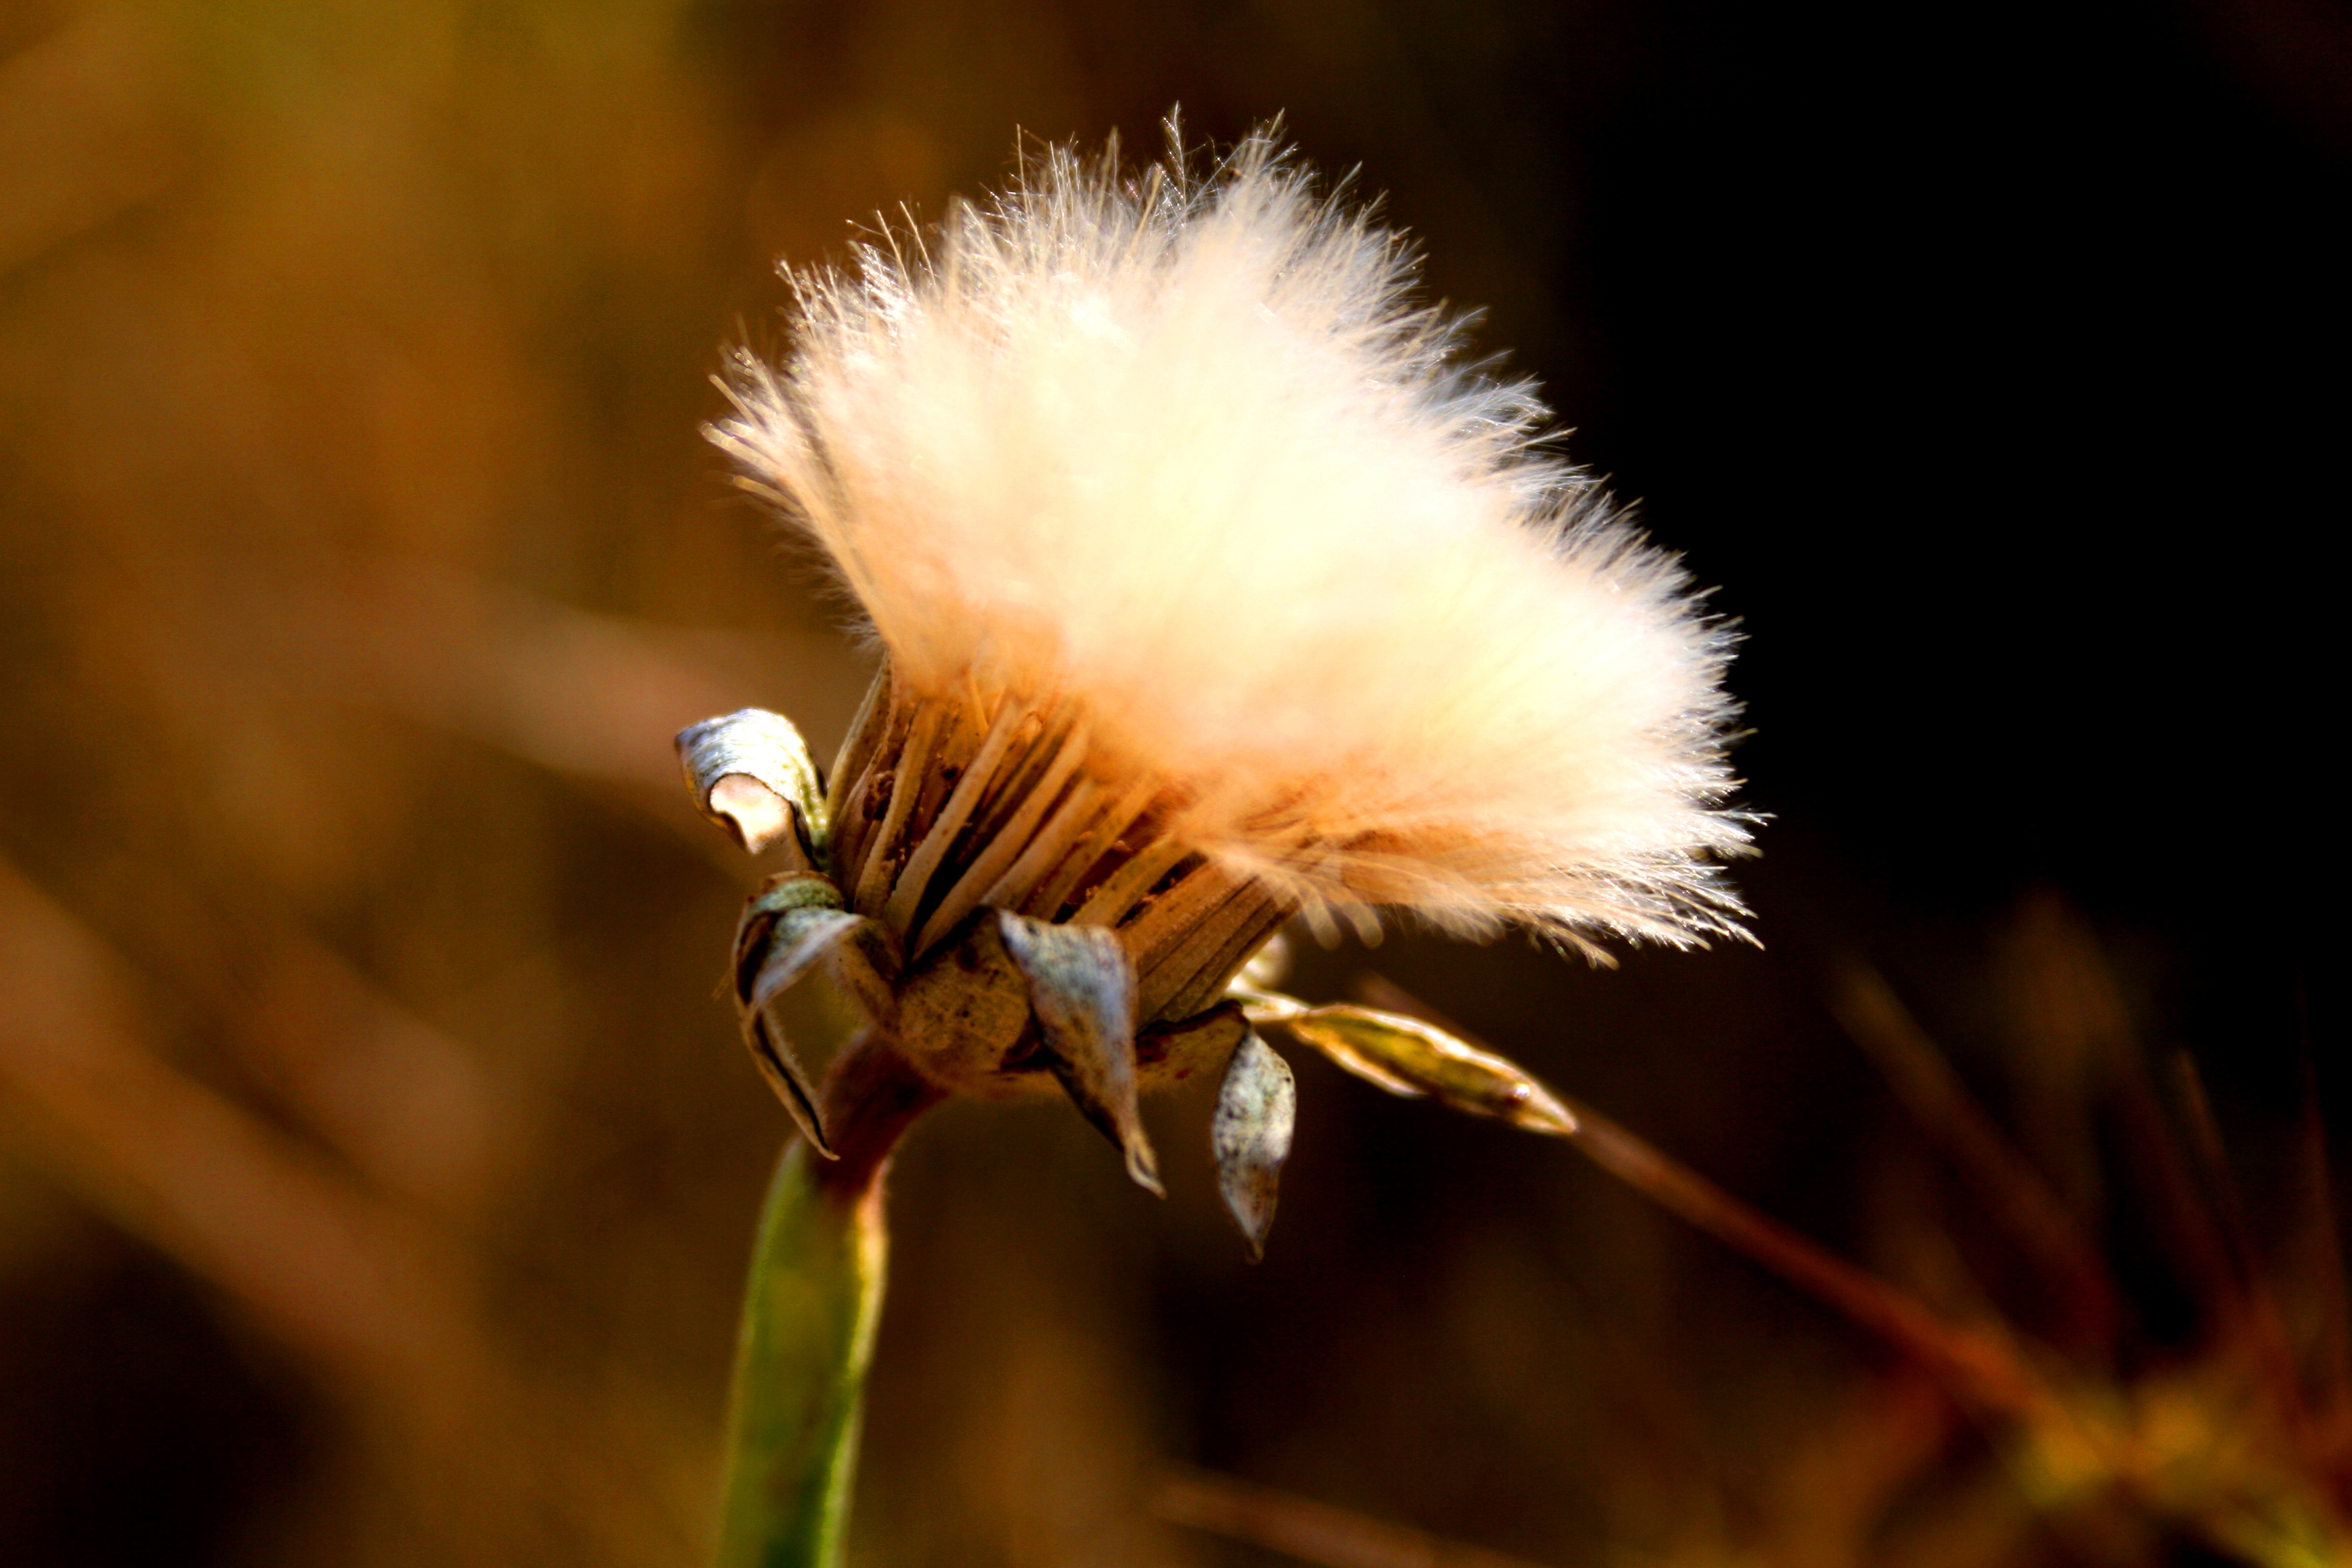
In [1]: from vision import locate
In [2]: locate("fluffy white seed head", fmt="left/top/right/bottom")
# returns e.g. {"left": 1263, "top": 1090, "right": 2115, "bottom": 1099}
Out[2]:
{"left": 713, "top": 126, "right": 1751, "bottom": 952}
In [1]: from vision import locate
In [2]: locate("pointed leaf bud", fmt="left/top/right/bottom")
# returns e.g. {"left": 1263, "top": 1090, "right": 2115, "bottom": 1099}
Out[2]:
{"left": 679, "top": 709, "right": 830, "bottom": 863}
{"left": 996, "top": 910, "right": 1161, "bottom": 1195}
{"left": 1275, "top": 1003, "right": 1577, "bottom": 1136}
{"left": 1212, "top": 1029, "right": 1296, "bottom": 1261}
{"left": 732, "top": 871, "right": 899, "bottom": 1155}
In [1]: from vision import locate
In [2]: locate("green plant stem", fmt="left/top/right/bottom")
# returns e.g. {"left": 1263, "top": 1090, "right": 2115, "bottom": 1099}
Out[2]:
{"left": 715, "top": 1036, "right": 940, "bottom": 1568}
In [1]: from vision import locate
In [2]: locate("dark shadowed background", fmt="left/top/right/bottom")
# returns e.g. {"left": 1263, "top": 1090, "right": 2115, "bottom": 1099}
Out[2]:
{"left": 1, "top": 0, "right": 2342, "bottom": 1564}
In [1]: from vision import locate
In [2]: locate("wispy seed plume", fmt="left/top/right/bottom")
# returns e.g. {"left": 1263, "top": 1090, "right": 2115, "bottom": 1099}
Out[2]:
{"left": 712, "top": 123, "right": 1751, "bottom": 952}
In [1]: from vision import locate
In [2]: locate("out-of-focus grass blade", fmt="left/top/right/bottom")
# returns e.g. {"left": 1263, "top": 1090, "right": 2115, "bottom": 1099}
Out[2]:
{"left": 1153, "top": 1462, "right": 1558, "bottom": 1568}
{"left": 1830, "top": 961, "right": 2120, "bottom": 1351}
{"left": 1348, "top": 973, "right": 2065, "bottom": 1420}
{"left": 714, "top": 1142, "right": 885, "bottom": 1568}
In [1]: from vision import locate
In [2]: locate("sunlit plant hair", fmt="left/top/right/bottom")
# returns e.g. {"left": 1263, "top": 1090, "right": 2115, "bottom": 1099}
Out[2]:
{"left": 711, "top": 124, "right": 1749, "bottom": 957}
{"left": 677, "top": 120, "right": 1753, "bottom": 1568}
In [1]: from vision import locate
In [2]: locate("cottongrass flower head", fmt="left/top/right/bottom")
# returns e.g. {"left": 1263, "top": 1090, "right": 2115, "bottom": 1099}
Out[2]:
{"left": 687, "top": 119, "right": 1754, "bottom": 1191}
{"left": 712, "top": 128, "right": 1747, "bottom": 987}
{"left": 681, "top": 121, "right": 1754, "bottom": 1568}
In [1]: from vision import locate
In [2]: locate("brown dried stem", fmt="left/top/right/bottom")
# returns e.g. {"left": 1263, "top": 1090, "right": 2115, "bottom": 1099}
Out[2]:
{"left": 2172, "top": 1050, "right": 2320, "bottom": 1458}
{"left": 1830, "top": 961, "right": 2120, "bottom": 1351}
{"left": 1152, "top": 1463, "right": 1557, "bottom": 1568}
{"left": 1357, "top": 975, "right": 2063, "bottom": 1423}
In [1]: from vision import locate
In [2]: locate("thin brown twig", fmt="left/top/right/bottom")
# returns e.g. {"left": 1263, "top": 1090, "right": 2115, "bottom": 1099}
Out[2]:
{"left": 1830, "top": 961, "right": 2120, "bottom": 1351}
{"left": 2030, "top": 908, "right": 2245, "bottom": 1326}
{"left": 2171, "top": 1050, "right": 2321, "bottom": 1458}
{"left": 1354, "top": 974, "right": 2062, "bottom": 1424}
{"left": 1151, "top": 1463, "right": 1556, "bottom": 1568}
{"left": 2295, "top": 1043, "right": 2352, "bottom": 1469}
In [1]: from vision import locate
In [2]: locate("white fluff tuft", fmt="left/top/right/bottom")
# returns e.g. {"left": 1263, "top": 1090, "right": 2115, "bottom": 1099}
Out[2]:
{"left": 713, "top": 125, "right": 1751, "bottom": 950}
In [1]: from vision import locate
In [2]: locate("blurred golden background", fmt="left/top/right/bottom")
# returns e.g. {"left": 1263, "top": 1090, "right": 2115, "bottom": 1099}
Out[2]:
{"left": 1, "top": 0, "right": 2343, "bottom": 1564}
